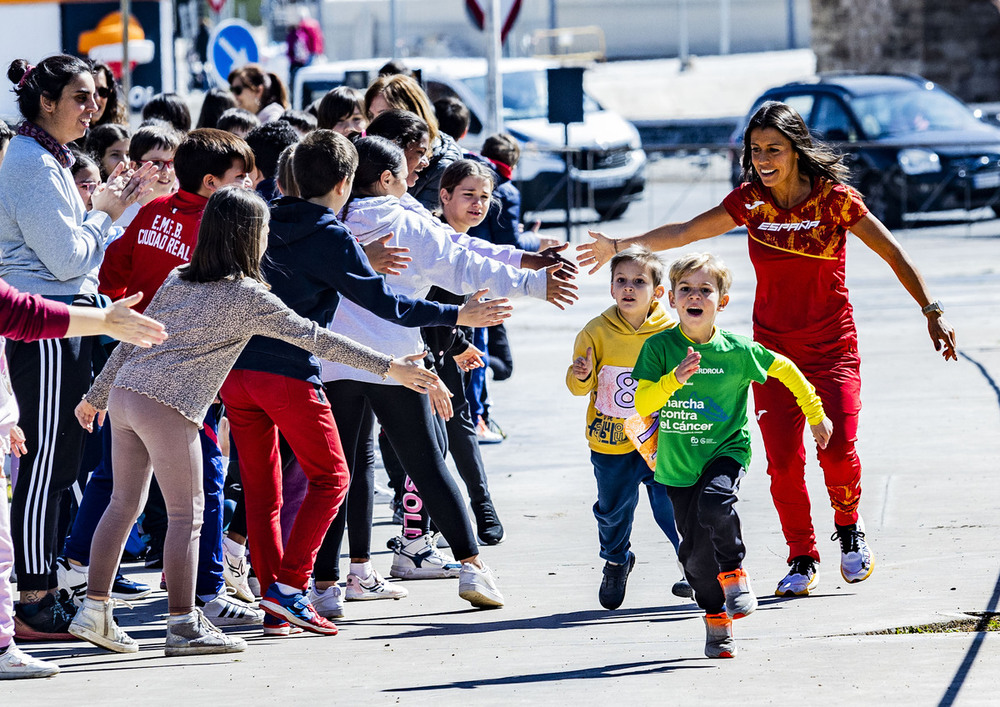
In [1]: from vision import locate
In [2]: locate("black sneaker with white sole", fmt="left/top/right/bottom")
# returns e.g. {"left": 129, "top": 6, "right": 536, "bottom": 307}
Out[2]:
{"left": 472, "top": 500, "right": 505, "bottom": 545}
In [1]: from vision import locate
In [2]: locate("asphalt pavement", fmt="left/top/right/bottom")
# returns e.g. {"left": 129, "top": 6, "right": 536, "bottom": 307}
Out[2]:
{"left": 6, "top": 50, "right": 1000, "bottom": 705}
{"left": 6, "top": 182, "right": 999, "bottom": 705}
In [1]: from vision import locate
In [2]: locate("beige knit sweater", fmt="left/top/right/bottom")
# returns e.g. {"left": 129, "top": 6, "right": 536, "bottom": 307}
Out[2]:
{"left": 86, "top": 271, "right": 392, "bottom": 425}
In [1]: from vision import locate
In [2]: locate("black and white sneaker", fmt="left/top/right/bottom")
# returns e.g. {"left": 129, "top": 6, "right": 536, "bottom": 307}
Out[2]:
{"left": 56, "top": 557, "right": 88, "bottom": 607}
{"left": 196, "top": 588, "right": 264, "bottom": 626}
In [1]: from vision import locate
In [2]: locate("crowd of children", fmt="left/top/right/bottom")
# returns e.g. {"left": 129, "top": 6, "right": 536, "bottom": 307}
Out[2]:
{"left": 0, "top": 51, "right": 959, "bottom": 679}
{"left": 0, "top": 55, "right": 576, "bottom": 678}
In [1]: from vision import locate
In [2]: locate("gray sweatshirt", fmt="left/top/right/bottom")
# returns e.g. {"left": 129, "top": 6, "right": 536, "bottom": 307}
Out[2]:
{"left": 321, "top": 194, "right": 546, "bottom": 385}
{"left": 86, "top": 271, "right": 392, "bottom": 425}
{"left": 0, "top": 135, "right": 111, "bottom": 296}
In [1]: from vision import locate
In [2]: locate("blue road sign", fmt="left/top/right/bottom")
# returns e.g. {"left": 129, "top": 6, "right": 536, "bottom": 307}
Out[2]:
{"left": 207, "top": 19, "right": 260, "bottom": 86}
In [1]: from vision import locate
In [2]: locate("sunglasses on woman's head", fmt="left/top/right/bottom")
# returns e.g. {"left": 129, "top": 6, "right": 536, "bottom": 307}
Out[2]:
{"left": 96, "top": 87, "right": 112, "bottom": 99}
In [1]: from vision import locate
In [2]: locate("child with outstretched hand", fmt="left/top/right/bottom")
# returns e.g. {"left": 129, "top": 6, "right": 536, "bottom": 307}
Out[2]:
{"left": 632, "top": 252, "right": 831, "bottom": 659}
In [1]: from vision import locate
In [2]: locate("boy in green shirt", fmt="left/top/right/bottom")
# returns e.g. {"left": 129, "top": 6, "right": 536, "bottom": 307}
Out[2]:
{"left": 633, "top": 253, "right": 831, "bottom": 659}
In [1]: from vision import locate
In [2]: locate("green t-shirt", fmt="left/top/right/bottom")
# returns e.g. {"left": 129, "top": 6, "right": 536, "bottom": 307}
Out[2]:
{"left": 632, "top": 327, "right": 775, "bottom": 487}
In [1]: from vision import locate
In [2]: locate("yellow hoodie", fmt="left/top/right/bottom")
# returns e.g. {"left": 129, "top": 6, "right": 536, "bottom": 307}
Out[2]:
{"left": 566, "top": 301, "right": 675, "bottom": 454}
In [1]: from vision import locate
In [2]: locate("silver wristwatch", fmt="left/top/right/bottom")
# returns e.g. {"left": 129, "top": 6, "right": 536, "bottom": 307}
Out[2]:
{"left": 921, "top": 300, "right": 943, "bottom": 316}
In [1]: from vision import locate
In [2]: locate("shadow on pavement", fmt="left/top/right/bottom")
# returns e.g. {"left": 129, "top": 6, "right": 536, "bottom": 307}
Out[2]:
{"left": 385, "top": 657, "right": 711, "bottom": 692}
{"left": 939, "top": 352, "right": 1000, "bottom": 707}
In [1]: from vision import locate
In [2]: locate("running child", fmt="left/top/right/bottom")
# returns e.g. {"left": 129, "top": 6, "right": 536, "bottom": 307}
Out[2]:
{"left": 70, "top": 186, "right": 438, "bottom": 655}
{"left": 632, "top": 252, "right": 832, "bottom": 658}
{"left": 567, "top": 245, "right": 689, "bottom": 610}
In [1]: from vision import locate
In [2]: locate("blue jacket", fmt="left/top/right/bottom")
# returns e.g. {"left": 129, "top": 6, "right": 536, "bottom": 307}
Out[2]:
{"left": 233, "top": 197, "right": 459, "bottom": 383}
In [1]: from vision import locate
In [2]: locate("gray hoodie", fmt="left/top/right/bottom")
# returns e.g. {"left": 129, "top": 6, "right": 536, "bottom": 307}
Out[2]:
{"left": 0, "top": 136, "right": 110, "bottom": 296}
{"left": 321, "top": 194, "right": 546, "bottom": 385}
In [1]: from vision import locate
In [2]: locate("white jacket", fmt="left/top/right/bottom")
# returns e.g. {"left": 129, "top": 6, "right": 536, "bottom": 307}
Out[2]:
{"left": 321, "top": 194, "right": 546, "bottom": 384}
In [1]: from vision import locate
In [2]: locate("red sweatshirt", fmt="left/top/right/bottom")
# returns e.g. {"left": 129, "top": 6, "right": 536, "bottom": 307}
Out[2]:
{"left": 0, "top": 278, "right": 69, "bottom": 341}
{"left": 99, "top": 190, "right": 209, "bottom": 313}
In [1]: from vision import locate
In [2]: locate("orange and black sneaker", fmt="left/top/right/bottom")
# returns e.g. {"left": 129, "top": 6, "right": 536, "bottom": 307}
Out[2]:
{"left": 717, "top": 567, "right": 757, "bottom": 619}
{"left": 703, "top": 612, "right": 735, "bottom": 658}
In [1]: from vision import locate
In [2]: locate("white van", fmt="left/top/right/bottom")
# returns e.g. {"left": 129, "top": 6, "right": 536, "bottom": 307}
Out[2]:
{"left": 293, "top": 57, "right": 646, "bottom": 220}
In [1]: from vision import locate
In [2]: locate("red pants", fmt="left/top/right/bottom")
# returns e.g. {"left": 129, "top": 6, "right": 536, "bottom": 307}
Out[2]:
{"left": 753, "top": 334, "right": 862, "bottom": 563}
{"left": 220, "top": 370, "right": 350, "bottom": 594}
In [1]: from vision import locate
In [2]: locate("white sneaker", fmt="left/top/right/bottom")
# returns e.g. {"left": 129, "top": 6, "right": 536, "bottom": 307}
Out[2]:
{"left": 775, "top": 556, "right": 820, "bottom": 597}
{"left": 222, "top": 549, "right": 255, "bottom": 603}
{"left": 388, "top": 534, "right": 462, "bottom": 580}
{"left": 458, "top": 563, "right": 504, "bottom": 608}
{"left": 306, "top": 584, "right": 345, "bottom": 619}
{"left": 165, "top": 608, "right": 246, "bottom": 657}
{"left": 247, "top": 575, "right": 261, "bottom": 598}
{"left": 833, "top": 517, "right": 874, "bottom": 583}
{"left": 345, "top": 570, "right": 408, "bottom": 601}
{"left": 55, "top": 557, "right": 87, "bottom": 608}
{"left": 68, "top": 598, "right": 138, "bottom": 653}
{"left": 0, "top": 644, "right": 60, "bottom": 679}
{"left": 197, "top": 588, "right": 264, "bottom": 626}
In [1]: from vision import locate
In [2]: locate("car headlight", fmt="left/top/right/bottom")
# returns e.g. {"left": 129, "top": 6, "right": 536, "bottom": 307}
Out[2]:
{"left": 898, "top": 148, "right": 941, "bottom": 175}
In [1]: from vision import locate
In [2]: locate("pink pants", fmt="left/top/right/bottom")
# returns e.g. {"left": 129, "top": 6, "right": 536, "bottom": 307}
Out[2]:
{"left": 0, "top": 468, "right": 15, "bottom": 649}
{"left": 754, "top": 333, "right": 863, "bottom": 563}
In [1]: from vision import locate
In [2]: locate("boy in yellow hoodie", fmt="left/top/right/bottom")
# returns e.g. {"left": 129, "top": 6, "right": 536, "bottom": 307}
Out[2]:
{"left": 567, "top": 246, "right": 689, "bottom": 610}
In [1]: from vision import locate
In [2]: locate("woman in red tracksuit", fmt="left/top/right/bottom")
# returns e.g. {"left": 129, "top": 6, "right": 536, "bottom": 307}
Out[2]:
{"left": 576, "top": 100, "right": 957, "bottom": 598}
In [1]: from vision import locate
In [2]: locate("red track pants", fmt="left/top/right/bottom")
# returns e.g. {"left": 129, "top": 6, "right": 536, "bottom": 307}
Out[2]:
{"left": 753, "top": 334, "right": 862, "bottom": 563}
{"left": 220, "top": 369, "right": 350, "bottom": 594}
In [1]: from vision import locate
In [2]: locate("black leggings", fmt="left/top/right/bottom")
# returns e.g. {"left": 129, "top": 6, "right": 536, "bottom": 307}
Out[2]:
{"left": 438, "top": 355, "right": 491, "bottom": 506}
{"left": 313, "top": 380, "right": 478, "bottom": 582}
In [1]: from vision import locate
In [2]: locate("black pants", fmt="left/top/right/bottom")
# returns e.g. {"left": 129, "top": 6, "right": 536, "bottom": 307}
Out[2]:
{"left": 313, "top": 380, "right": 478, "bottom": 582}
{"left": 666, "top": 456, "right": 746, "bottom": 614}
{"left": 438, "top": 355, "right": 491, "bottom": 506}
{"left": 8, "top": 334, "right": 94, "bottom": 591}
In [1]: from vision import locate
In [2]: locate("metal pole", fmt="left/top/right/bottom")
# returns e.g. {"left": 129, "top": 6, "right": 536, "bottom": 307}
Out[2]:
{"left": 120, "top": 0, "right": 131, "bottom": 116}
{"left": 390, "top": 0, "right": 399, "bottom": 59}
{"left": 678, "top": 0, "right": 689, "bottom": 71}
{"left": 485, "top": 0, "right": 503, "bottom": 135}
{"left": 564, "top": 122, "right": 573, "bottom": 243}
{"left": 787, "top": 0, "right": 797, "bottom": 49}
{"left": 720, "top": 0, "right": 730, "bottom": 55}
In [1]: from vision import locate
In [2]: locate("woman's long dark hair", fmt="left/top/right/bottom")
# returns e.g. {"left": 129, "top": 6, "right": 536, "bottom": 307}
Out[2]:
{"left": 740, "top": 101, "right": 850, "bottom": 186}
{"left": 92, "top": 63, "right": 127, "bottom": 127}
{"left": 7, "top": 55, "right": 91, "bottom": 124}
{"left": 180, "top": 186, "right": 269, "bottom": 285}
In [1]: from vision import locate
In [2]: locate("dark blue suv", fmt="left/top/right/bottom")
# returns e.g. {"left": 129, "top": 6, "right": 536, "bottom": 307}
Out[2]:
{"left": 730, "top": 74, "right": 1000, "bottom": 228}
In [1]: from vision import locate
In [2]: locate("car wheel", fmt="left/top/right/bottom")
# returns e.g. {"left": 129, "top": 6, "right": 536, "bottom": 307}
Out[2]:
{"left": 862, "top": 176, "right": 904, "bottom": 230}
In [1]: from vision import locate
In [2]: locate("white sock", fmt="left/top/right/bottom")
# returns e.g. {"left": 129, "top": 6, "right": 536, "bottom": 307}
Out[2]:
{"left": 350, "top": 561, "right": 373, "bottom": 579}
{"left": 274, "top": 582, "right": 299, "bottom": 596}
{"left": 167, "top": 611, "right": 196, "bottom": 624}
{"left": 197, "top": 592, "right": 219, "bottom": 604}
{"left": 223, "top": 537, "right": 246, "bottom": 558}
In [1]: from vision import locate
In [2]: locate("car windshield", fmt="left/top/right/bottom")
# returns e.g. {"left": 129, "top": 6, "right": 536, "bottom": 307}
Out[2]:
{"left": 460, "top": 70, "right": 599, "bottom": 121}
{"left": 848, "top": 88, "right": 983, "bottom": 138}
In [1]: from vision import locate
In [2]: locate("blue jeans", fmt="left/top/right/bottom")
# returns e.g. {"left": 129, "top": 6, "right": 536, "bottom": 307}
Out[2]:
{"left": 591, "top": 449, "right": 680, "bottom": 565}
{"left": 63, "top": 407, "right": 226, "bottom": 598}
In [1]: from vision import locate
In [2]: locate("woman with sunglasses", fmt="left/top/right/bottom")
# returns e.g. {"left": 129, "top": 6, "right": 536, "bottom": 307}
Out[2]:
{"left": 0, "top": 55, "right": 158, "bottom": 641}
{"left": 91, "top": 63, "right": 127, "bottom": 128}
{"left": 228, "top": 64, "right": 289, "bottom": 124}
